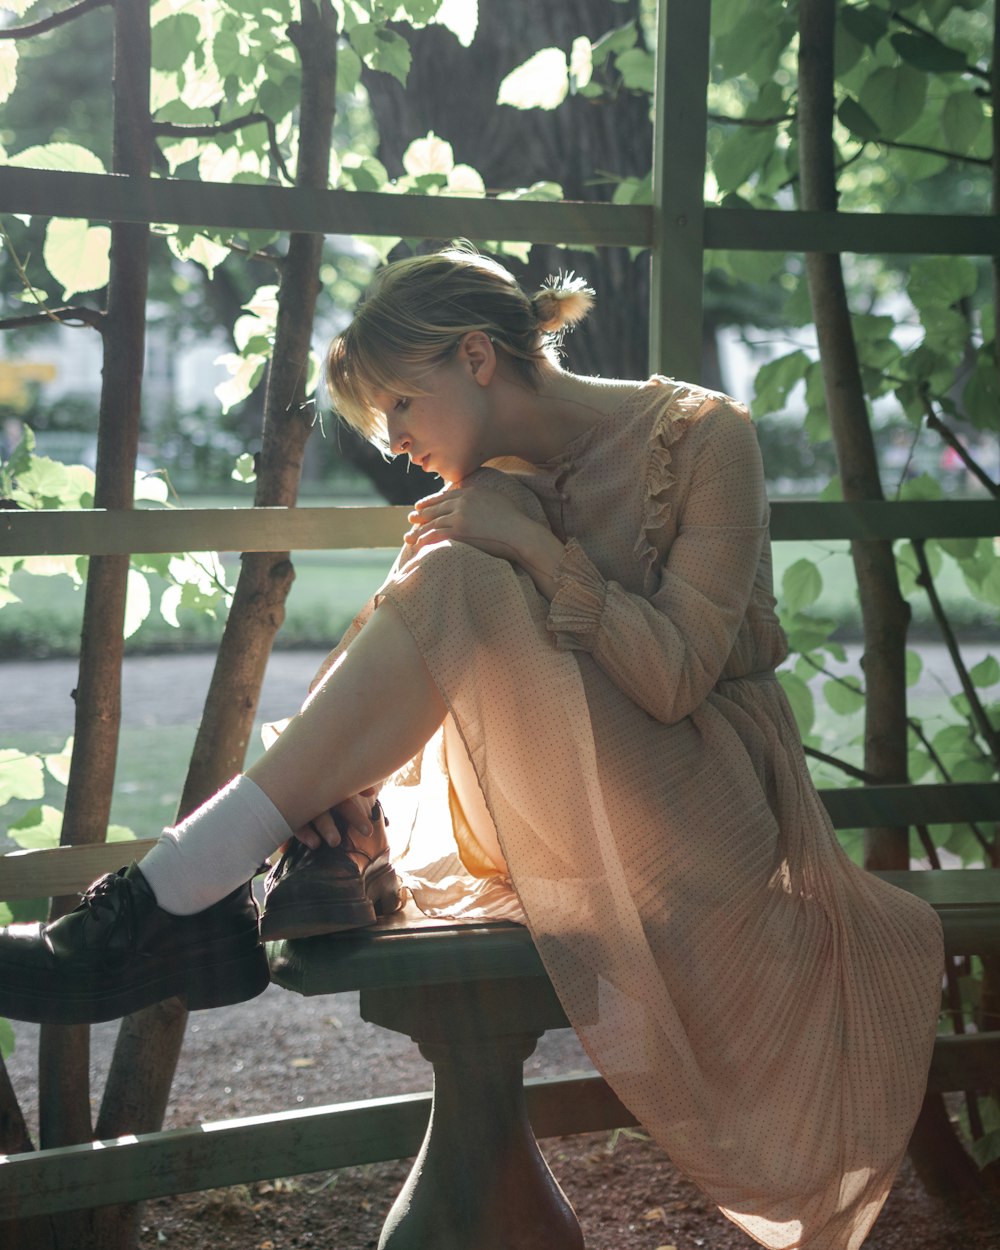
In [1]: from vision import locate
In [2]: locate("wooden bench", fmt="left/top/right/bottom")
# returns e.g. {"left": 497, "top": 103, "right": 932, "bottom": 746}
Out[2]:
{"left": 1, "top": 843, "right": 998, "bottom": 1248}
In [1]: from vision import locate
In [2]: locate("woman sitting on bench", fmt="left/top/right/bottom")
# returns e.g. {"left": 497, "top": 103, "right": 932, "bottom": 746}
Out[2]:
{"left": 0, "top": 244, "right": 944, "bottom": 1250}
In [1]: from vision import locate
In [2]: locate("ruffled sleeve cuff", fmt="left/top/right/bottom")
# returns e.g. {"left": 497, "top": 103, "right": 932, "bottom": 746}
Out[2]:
{"left": 546, "top": 539, "right": 607, "bottom": 651}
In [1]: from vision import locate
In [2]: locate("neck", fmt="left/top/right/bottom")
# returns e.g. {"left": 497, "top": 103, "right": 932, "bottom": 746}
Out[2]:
{"left": 487, "top": 367, "right": 638, "bottom": 464}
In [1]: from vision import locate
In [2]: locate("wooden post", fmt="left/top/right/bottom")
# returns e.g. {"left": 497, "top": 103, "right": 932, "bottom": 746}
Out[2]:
{"left": 649, "top": 0, "right": 711, "bottom": 380}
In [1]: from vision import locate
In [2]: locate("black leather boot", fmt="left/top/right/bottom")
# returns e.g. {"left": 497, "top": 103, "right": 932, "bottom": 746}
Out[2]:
{"left": 259, "top": 799, "right": 404, "bottom": 941}
{"left": 0, "top": 862, "right": 270, "bottom": 1024}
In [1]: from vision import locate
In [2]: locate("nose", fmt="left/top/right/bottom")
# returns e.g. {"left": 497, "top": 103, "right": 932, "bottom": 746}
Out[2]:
{"left": 386, "top": 416, "right": 411, "bottom": 459}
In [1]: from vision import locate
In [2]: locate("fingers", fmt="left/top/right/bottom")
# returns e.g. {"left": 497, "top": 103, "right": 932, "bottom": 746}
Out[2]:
{"left": 307, "top": 810, "right": 343, "bottom": 848}
{"left": 335, "top": 793, "right": 374, "bottom": 839}
{"left": 293, "top": 823, "right": 322, "bottom": 850}
{"left": 412, "top": 487, "right": 462, "bottom": 511}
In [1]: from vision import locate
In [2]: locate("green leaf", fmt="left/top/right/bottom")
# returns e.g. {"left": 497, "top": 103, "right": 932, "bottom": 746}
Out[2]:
{"left": 936, "top": 535, "right": 978, "bottom": 560}
{"left": 890, "top": 32, "right": 968, "bottom": 74}
{"left": 370, "top": 28, "right": 412, "bottom": 85}
{"left": 43, "top": 219, "right": 111, "bottom": 300}
{"left": 898, "top": 472, "right": 942, "bottom": 501}
{"left": 590, "top": 20, "right": 637, "bottom": 68}
{"left": 712, "top": 127, "right": 775, "bottom": 194}
{"left": 931, "top": 723, "right": 978, "bottom": 764}
{"left": 858, "top": 65, "right": 927, "bottom": 138}
{"left": 432, "top": 0, "right": 477, "bottom": 45}
{"left": 0, "top": 41, "right": 17, "bottom": 108}
{"left": 0, "top": 750, "right": 44, "bottom": 805}
{"left": 970, "top": 1129, "right": 1000, "bottom": 1170}
{"left": 153, "top": 12, "right": 200, "bottom": 73}
{"left": 337, "top": 43, "right": 362, "bottom": 95}
{"left": 962, "top": 365, "right": 1000, "bottom": 431}
{"left": 0, "top": 1017, "right": 13, "bottom": 1062}
{"left": 215, "top": 352, "right": 268, "bottom": 414}
{"left": 9, "top": 804, "right": 63, "bottom": 850}
{"left": 905, "top": 649, "right": 924, "bottom": 687}
{"left": 943, "top": 823, "right": 987, "bottom": 866}
{"left": 777, "top": 670, "right": 815, "bottom": 736}
{"left": 824, "top": 676, "right": 865, "bottom": 716}
{"left": 123, "top": 568, "right": 151, "bottom": 640}
{"left": 402, "top": 131, "right": 454, "bottom": 176}
{"left": 908, "top": 256, "right": 978, "bottom": 311}
{"left": 969, "top": 655, "right": 1000, "bottom": 688}
{"left": 6, "top": 142, "right": 106, "bottom": 174}
{"left": 212, "top": 27, "right": 244, "bottom": 78}
{"left": 784, "top": 613, "right": 837, "bottom": 653}
{"left": 232, "top": 452, "right": 257, "bottom": 483}
{"left": 782, "top": 558, "right": 824, "bottom": 614}
{"left": 714, "top": 12, "right": 789, "bottom": 82}
{"left": 753, "top": 349, "right": 810, "bottom": 414}
{"left": 941, "top": 90, "right": 983, "bottom": 154}
{"left": 907, "top": 747, "right": 934, "bottom": 781}
{"left": 498, "top": 48, "right": 568, "bottom": 110}
{"left": 396, "top": 0, "right": 442, "bottom": 23}
{"left": 841, "top": 3, "right": 890, "bottom": 48}
{"left": 837, "top": 96, "right": 881, "bottom": 141}
{"left": 615, "top": 48, "right": 654, "bottom": 93}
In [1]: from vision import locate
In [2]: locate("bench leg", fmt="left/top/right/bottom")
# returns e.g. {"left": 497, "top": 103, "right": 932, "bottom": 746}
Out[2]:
{"left": 362, "top": 980, "right": 584, "bottom": 1250}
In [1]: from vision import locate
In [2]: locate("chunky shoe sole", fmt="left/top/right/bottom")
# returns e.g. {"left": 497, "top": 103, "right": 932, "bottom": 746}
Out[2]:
{"left": 259, "top": 860, "right": 404, "bottom": 942}
{"left": 0, "top": 938, "right": 270, "bottom": 1025}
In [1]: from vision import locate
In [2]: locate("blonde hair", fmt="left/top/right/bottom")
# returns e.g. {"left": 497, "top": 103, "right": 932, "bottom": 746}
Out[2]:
{"left": 325, "top": 244, "right": 595, "bottom": 451}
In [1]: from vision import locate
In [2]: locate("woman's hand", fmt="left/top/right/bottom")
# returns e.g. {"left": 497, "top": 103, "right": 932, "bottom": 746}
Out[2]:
{"left": 292, "top": 786, "right": 379, "bottom": 850}
{"left": 405, "top": 486, "right": 566, "bottom": 597}
{"left": 405, "top": 486, "right": 529, "bottom": 561}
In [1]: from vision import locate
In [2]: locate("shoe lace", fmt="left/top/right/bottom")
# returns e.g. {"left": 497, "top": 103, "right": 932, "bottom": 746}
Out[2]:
{"left": 79, "top": 872, "right": 137, "bottom": 943}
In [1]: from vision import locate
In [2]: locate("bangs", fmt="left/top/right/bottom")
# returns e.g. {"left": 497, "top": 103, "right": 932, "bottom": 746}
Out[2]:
{"left": 325, "top": 327, "right": 432, "bottom": 455}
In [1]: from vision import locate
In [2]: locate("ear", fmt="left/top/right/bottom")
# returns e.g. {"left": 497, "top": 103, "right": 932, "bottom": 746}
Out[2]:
{"left": 458, "top": 330, "right": 497, "bottom": 387}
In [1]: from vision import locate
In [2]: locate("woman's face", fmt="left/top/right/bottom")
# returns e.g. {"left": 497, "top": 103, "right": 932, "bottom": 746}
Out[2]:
{"left": 376, "top": 343, "right": 493, "bottom": 485}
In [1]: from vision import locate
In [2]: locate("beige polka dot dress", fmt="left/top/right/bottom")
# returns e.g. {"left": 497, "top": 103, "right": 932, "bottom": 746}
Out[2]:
{"left": 342, "top": 378, "right": 944, "bottom": 1249}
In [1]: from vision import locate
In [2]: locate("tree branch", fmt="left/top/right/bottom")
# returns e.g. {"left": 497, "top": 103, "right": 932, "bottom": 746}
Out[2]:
{"left": 0, "top": 305, "right": 105, "bottom": 331}
{"left": 876, "top": 137, "right": 990, "bottom": 166}
{"left": 1, "top": 222, "right": 105, "bottom": 329}
{"left": 0, "top": 0, "right": 111, "bottom": 39}
{"left": 918, "top": 388, "right": 999, "bottom": 497}
{"left": 907, "top": 716, "right": 992, "bottom": 856}
{"left": 912, "top": 538, "right": 1000, "bottom": 768}
{"left": 914, "top": 824, "right": 943, "bottom": 870}
{"left": 798, "top": 650, "right": 867, "bottom": 697}
{"left": 224, "top": 238, "right": 285, "bottom": 270}
{"left": 803, "top": 744, "right": 878, "bottom": 784}
{"left": 152, "top": 114, "right": 293, "bottom": 185}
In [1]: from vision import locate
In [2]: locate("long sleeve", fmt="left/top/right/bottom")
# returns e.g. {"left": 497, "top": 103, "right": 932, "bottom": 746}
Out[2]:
{"left": 546, "top": 402, "right": 768, "bottom": 725}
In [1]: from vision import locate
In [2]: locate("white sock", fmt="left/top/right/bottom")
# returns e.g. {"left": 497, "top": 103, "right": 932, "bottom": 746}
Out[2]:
{"left": 139, "top": 775, "right": 293, "bottom": 915}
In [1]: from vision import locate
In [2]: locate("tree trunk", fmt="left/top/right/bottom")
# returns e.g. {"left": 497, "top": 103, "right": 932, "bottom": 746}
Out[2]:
{"left": 797, "top": 0, "right": 981, "bottom": 1200}
{"left": 31, "top": 0, "right": 151, "bottom": 1176}
{"left": 89, "top": 5, "right": 339, "bottom": 1246}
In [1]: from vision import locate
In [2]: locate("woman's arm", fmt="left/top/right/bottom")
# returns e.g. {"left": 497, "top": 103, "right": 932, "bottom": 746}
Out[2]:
{"left": 546, "top": 404, "right": 769, "bottom": 725}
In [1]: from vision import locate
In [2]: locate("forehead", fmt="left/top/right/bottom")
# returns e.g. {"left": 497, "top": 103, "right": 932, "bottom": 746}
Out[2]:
{"left": 370, "top": 389, "right": 397, "bottom": 416}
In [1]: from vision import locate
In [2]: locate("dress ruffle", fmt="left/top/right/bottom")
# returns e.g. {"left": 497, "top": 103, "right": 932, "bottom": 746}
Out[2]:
{"left": 633, "top": 383, "right": 752, "bottom": 587}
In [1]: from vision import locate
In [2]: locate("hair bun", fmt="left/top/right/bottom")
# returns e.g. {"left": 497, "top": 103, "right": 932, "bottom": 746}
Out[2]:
{"left": 533, "top": 271, "right": 596, "bottom": 334}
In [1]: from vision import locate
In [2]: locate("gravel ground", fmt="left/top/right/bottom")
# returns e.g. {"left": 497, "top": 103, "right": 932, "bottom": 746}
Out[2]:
{"left": 2, "top": 649, "right": 998, "bottom": 1247}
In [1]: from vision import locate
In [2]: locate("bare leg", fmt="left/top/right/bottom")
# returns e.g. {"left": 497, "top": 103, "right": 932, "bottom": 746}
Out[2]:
{"left": 247, "top": 601, "right": 446, "bottom": 830}
{"left": 140, "top": 601, "right": 446, "bottom": 914}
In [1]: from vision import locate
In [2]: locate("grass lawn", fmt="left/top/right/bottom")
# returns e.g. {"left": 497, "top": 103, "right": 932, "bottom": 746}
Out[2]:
{"left": 0, "top": 535, "right": 988, "bottom": 660}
